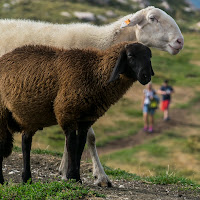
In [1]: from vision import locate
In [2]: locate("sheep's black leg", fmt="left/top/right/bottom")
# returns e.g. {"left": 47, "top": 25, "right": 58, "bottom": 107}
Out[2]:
{"left": 76, "top": 122, "right": 91, "bottom": 174}
{"left": 65, "top": 129, "right": 80, "bottom": 181}
{"left": 0, "top": 156, "right": 4, "bottom": 184}
{"left": 0, "top": 126, "right": 14, "bottom": 185}
{"left": 22, "top": 133, "right": 32, "bottom": 183}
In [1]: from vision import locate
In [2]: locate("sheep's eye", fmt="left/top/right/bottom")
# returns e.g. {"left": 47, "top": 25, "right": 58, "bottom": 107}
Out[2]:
{"left": 127, "top": 55, "right": 134, "bottom": 59}
{"left": 127, "top": 53, "right": 135, "bottom": 58}
{"left": 150, "top": 17, "right": 154, "bottom": 21}
{"left": 149, "top": 16, "right": 158, "bottom": 23}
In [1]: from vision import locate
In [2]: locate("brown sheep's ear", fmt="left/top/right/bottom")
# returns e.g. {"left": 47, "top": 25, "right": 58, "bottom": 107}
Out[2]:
{"left": 108, "top": 49, "right": 127, "bottom": 83}
{"left": 151, "top": 65, "right": 155, "bottom": 76}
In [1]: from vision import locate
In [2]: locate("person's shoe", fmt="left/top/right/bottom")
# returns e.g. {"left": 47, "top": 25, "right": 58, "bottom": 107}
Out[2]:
{"left": 148, "top": 127, "right": 153, "bottom": 133}
{"left": 143, "top": 126, "right": 148, "bottom": 132}
{"left": 164, "top": 117, "right": 170, "bottom": 121}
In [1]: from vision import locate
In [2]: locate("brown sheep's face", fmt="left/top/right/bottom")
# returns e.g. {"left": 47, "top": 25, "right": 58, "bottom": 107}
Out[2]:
{"left": 125, "top": 43, "right": 153, "bottom": 85}
{"left": 109, "top": 43, "right": 154, "bottom": 85}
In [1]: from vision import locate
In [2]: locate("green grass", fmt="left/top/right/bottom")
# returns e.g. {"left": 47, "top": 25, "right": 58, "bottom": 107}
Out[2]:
{"left": 0, "top": 180, "right": 104, "bottom": 200}
{"left": 1, "top": 0, "right": 200, "bottom": 193}
{"left": 13, "top": 145, "right": 63, "bottom": 157}
{"left": 104, "top": 166, "right": 200, "bottom": 190}
{"left": 101, "top": 124, "right": 200, "bottom": 183}
{"left": 0, "top": 0, "right": 129, "bottom": 24}
{"left": 0, "top": 0, "right": 199, "bottom": 29}
{"left": 151, "top": 33, "right": 200, "bottom": 86}
{"left": 101, "top": 140, "right": 169, "bottom": 163}
{"left": 12, "top": 146, "right": 200, "bottom": 194}
{"left": 176, "top": 91, "right": 200, "bottom": 109}
{"left": 145, "top": 173, "right": 198, "bottom": 186}
{"left": 12, "top": 146, "right": 200, "bottom": 190}
{"left": 104, "top": 165, "right": 141, "bottom": 180}
{"left": 94, "top": 121, "right": 143, "bottom": 147}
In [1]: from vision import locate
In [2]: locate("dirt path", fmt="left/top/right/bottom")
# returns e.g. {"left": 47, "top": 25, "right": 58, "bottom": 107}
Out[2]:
{"left": 2, "top": 152, "right": 200, "bottom": 200}
{"left": 95, "top": 108, "right": 196, "bottom": 156}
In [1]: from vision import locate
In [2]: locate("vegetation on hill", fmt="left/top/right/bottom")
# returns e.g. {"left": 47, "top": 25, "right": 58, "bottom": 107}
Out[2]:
{"left": 0, "top": 0, "right": 199, "bottom": 30}
{"left": 0, "top": 1, "right": 200, "bottom": 198}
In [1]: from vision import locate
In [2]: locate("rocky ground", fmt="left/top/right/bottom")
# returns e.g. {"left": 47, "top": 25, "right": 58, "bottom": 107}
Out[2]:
{"left": 2, "top": 152, "right": 200, "bottom": 200}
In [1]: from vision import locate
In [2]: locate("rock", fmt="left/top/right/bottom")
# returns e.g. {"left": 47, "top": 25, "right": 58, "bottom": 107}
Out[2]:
{"left": 196, "top": 22, "right": 200, "bottom": 29}
{"left": 8, "top": 170, "right": 20, "bottom": 175}
{"left": 105, "top": 10, "right": 116, "bottom": 17}
{"left": 116, "top": 0, "right": 128, "bottom": 4}
{"left": 60, "top": 11, "right": 71, "bottom": 18}
{"left": 3, "top": 3, "right": 10, "bottom": 9}
{"left": 96, "top": 15, "right": 107, "bottom": 22}
{"left": 87, "top": 0, "right": 111, "bottom": 5}
{"left": 10, "top": 0, "right": 23, "bottom": 5}
{"left": 160, "top": 1, "right": 171, "bottom": 11}
{"left": 119, "top": 184, "right": 125, "bottom": 188}
{"left": 184, "top": 7, "right": 194, "bottom": 12}
{"left": 74, "top": 11, "right": 95, "bottom": 21}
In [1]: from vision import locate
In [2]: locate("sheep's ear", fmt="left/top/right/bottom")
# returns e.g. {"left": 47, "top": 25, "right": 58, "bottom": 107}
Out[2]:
{"left": 108, "top": 49, "right": 127, "bottom": 83}
{"left": 151, "top": 65, "right": 155, "bottom": 76}
{"left": 121, "top": 10, "right": 144, "bottom": 28}
{"left": 149, "top": 51, "right": 154, "bottom": 76}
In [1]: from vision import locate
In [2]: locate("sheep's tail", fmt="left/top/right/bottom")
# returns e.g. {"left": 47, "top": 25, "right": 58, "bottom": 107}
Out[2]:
{"left": 0, "top": 104, "right": 14, "bottom": 158}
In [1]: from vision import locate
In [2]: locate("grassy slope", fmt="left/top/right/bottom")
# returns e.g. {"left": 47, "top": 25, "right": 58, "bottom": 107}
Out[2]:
{"left": 0, "top": 180, "right": 104, "bottom": 199}
{"left": 101, "top": 32, "right": 200, "bottom": 183}
{"left": 1, "top": 147, "right": 198, "bottom": 199}
{"left": 0, "top": 0, "right": 200, "bottom": 189}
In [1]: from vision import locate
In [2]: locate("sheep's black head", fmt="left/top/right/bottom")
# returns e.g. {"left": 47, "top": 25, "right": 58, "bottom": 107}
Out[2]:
{"left": 109, "top": 43, "right": 154, "bottom": 85}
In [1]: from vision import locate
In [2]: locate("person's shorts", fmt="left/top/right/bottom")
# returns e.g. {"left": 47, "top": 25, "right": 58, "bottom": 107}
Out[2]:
{"left": 161, "top": 100, "right": 170, "bottom": 111}
{"left": 143, "top": 104, "right": 156, "bottom": 115}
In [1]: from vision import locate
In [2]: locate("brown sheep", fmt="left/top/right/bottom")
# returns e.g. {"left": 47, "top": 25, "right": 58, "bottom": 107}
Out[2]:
{"left": 0, "top": 42, "right": 153, "bottom": 184}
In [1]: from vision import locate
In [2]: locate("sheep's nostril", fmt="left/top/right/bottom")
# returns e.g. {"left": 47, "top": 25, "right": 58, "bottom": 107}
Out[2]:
{"left": 143, "top": 74, "right": 148, "bottom": 79}
{"left": 176, "top": 38, "right": 184, "bottom": 46}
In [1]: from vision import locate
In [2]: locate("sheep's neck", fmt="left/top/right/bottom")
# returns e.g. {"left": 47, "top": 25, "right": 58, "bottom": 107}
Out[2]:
{"left": 93, "top": 74, "right": 135, "bottom": 118}
{"left": 113, "top": 26, "right": 137, "bottom": 44}
{"left": 92, "top": 54, "right": 135, "bottom": 115}
{"left": 96, "top": 17, "right": 137, "bottom": 49}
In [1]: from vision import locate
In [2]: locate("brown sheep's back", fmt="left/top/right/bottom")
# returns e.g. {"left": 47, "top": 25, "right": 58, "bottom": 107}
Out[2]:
{"left": 0, "top": 43, "right": 131, "bottom": 132}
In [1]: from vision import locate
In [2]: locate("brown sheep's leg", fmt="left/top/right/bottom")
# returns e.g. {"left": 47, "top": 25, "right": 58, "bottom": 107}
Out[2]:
{"left": 64, "top": 129, "right": 80, "bottom": 182}
{"left": 22, "top": 132, "right": 33, "bottom": 183}
{"left": 76, "top": 122, "right": 90, "bottom": 175}
{"left": 0, "top": 127, "right": 14, "bottom": 184}
{"left": 0, "top": 156, "right": 4, "bottom": 184}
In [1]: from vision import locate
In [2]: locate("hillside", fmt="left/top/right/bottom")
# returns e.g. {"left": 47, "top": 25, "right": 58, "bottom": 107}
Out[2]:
{"left": 0, "top": 0, "right": 200, "bottom": 30}
{"left": 2, "top": 151, "right": 200, "bottom": 199}
{"left": 0, "top": 0, "right": 200, "bottom": 199}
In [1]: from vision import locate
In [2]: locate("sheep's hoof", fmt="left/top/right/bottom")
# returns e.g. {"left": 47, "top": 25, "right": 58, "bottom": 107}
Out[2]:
{"left": 0, "top": 178, "right": 4, "bottom": 185}
{"left": 94, "top": 177, "right": 112, "bottom": 187}
{"left": 22, "top": 172, "right": 32, "bottom": 184}
{"left": 62, "top": 175, "right": 82, "bottom": 184}
{"left": 59, "top": 168, "right": 67, "bottom": 176}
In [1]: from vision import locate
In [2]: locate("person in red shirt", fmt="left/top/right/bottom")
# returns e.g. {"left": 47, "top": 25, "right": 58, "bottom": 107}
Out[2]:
{"left": 157, "top": 80, "right": 174, "bottom": 121}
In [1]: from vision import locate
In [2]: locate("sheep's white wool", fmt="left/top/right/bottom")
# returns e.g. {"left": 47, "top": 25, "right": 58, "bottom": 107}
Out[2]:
{"left": 0, "top": 7, "right": 183, "bottom": 57}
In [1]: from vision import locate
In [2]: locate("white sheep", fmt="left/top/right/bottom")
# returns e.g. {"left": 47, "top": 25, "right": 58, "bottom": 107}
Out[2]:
{"left": 0, "top": 6, "right": 184, "bottom": 186}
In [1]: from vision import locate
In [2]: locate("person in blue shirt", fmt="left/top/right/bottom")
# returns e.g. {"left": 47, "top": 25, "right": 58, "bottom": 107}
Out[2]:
{"left": 158, "top": 80, "right": 174, "bottom": 121}
{"left": 142, "top": 82, "right": 158, "bottom": 133}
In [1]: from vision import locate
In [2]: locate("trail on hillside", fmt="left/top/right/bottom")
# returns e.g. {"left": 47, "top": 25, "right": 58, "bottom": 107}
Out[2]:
{"left": 94, "top": 107, "right": 200, "bottom": 156}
